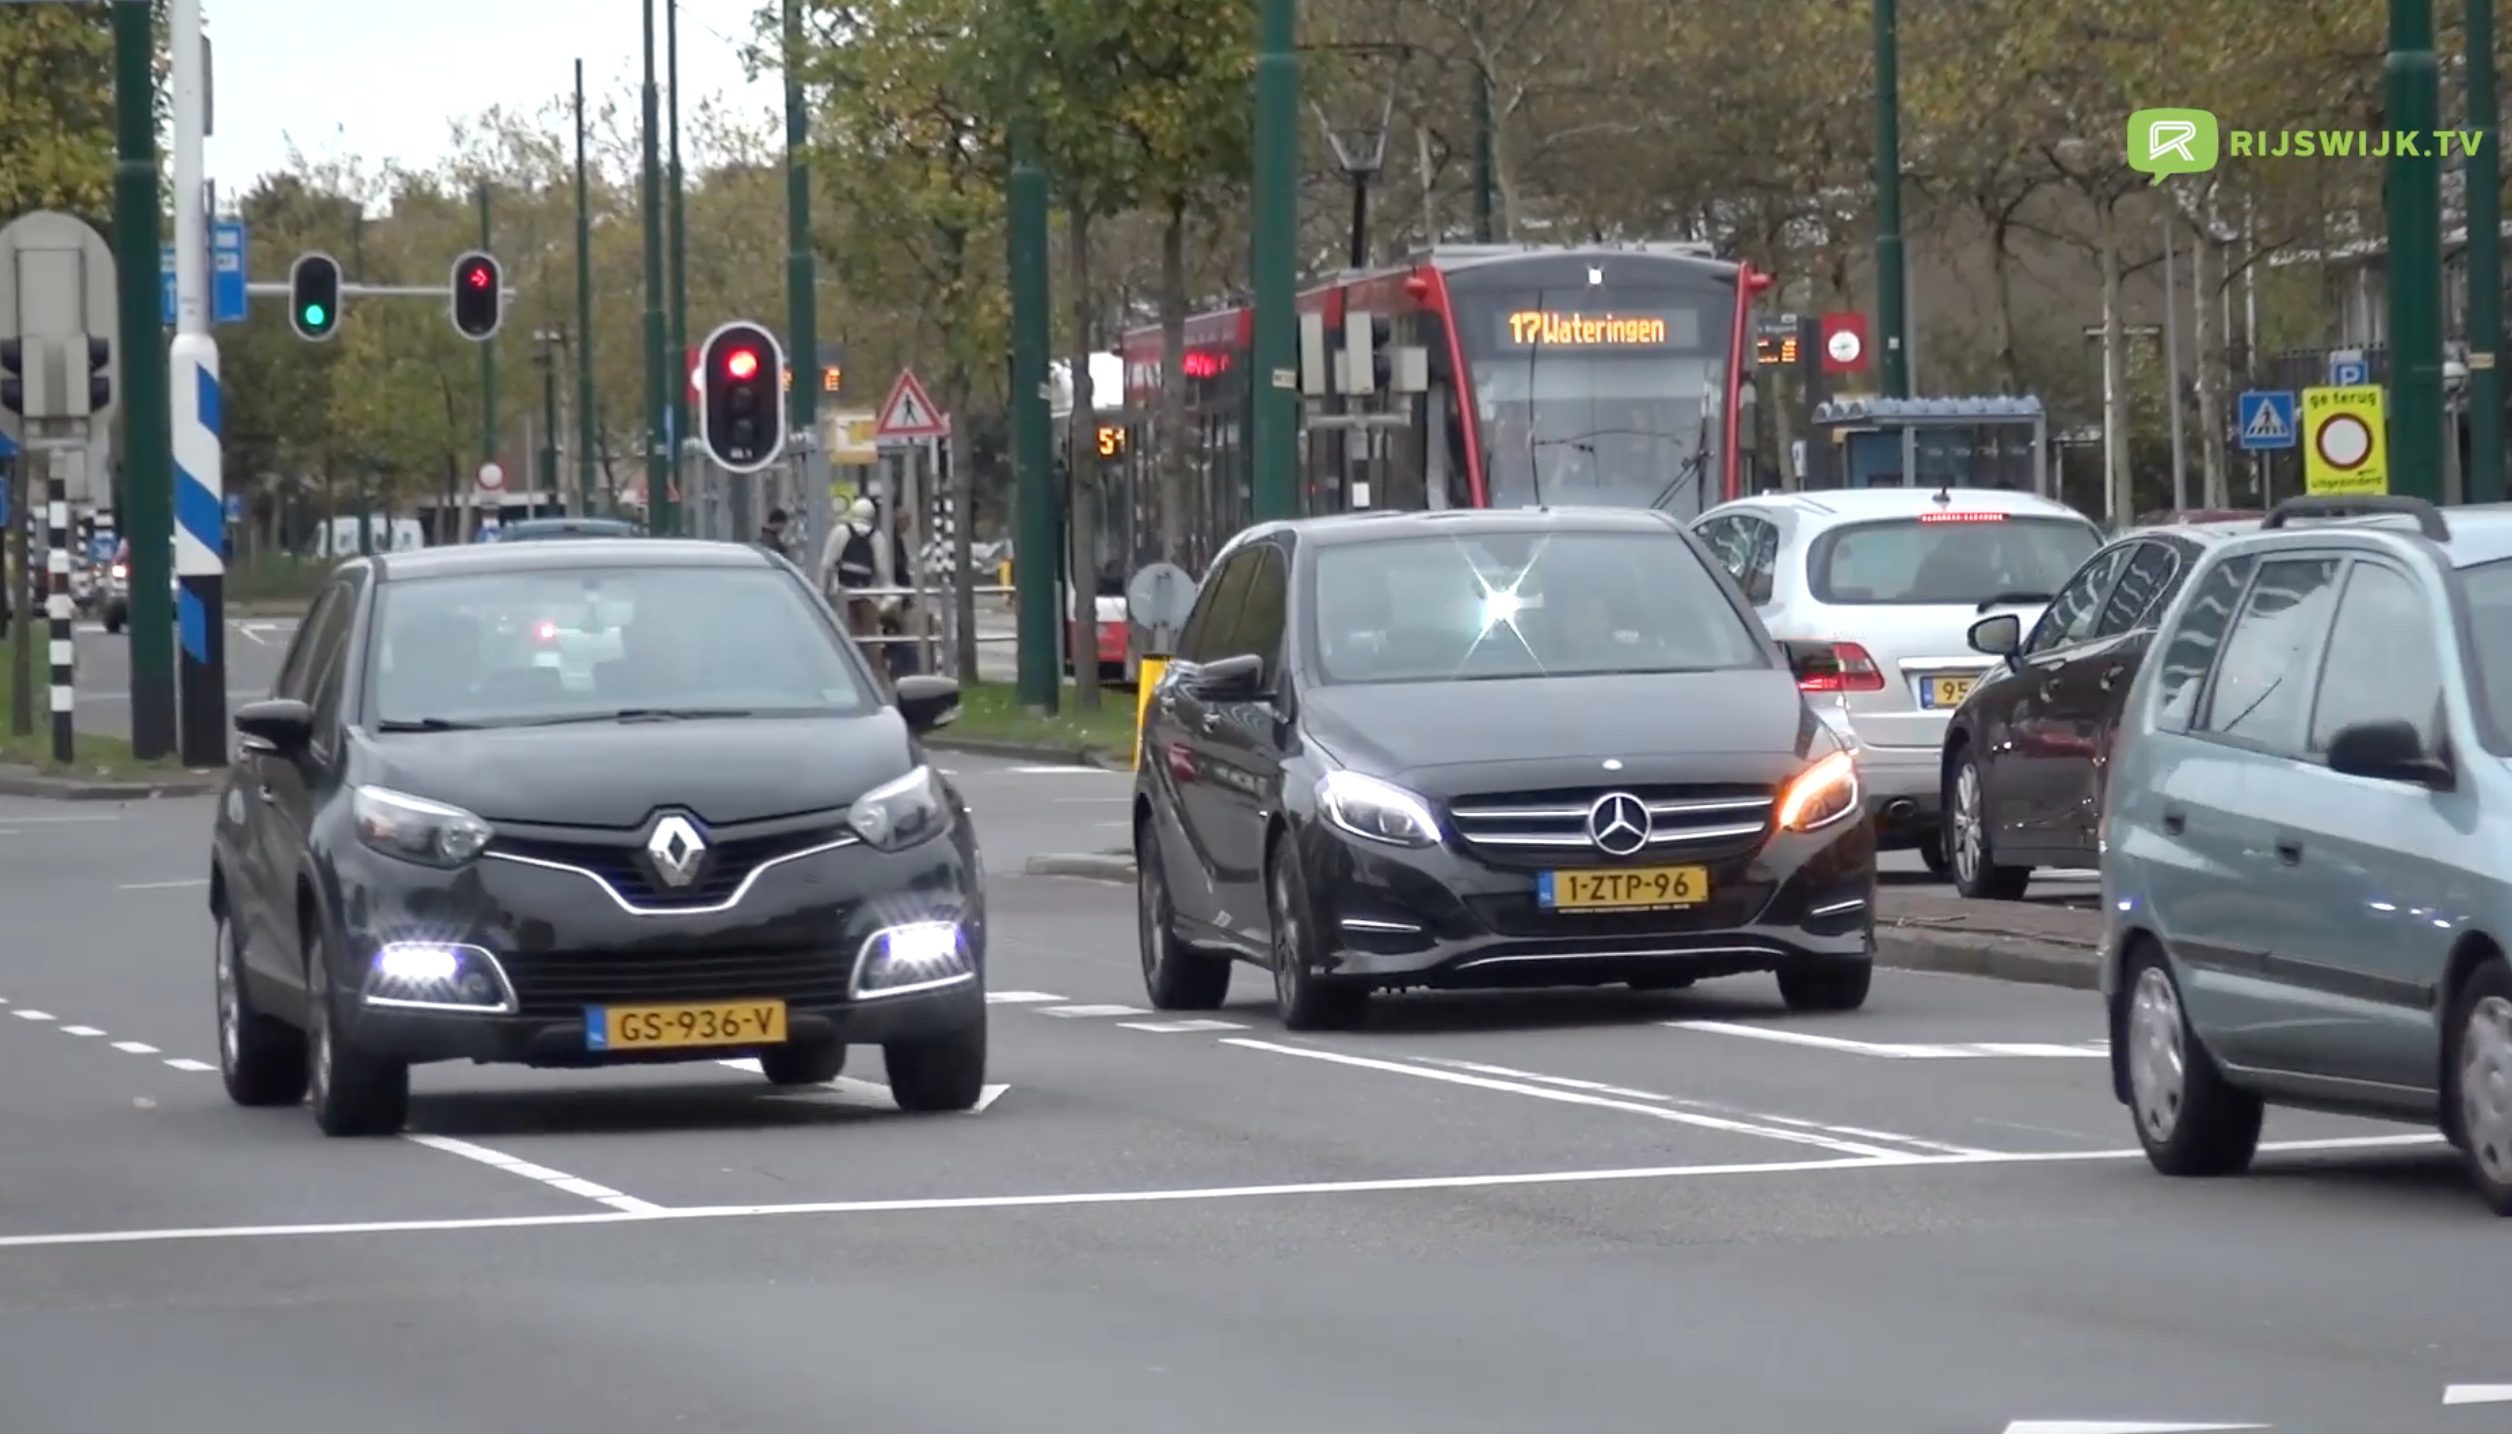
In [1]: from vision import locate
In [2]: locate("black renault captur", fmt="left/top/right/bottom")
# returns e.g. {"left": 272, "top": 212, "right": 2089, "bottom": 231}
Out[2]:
{"left": 207, "top": 539, "right": 986, "bottom": 1136}
{"left": 1131, "top": 508, "right": 1875, "bottom": 1031}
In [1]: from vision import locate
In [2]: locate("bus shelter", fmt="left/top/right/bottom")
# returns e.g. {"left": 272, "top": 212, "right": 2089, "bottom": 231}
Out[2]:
{"left": 1809, "top": 396, "right": 2049, "bottom": 495}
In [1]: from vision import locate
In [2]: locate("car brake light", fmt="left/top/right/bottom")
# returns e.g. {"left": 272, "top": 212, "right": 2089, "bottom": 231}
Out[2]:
{"left": 533, "top": 620, "right": 557, "bottom": 644}
{"left": 110, "top": 564, "right": 126, "bottom": 578}
{"left": 1797, "top": 642, "right": 1886, "bottom": 693}
{"left": 1916, "top": 511, "right": 2005, "bottom": 523}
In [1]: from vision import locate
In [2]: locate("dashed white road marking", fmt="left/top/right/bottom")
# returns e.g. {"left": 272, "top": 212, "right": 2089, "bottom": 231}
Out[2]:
{"left": 1041, "top": 1003, "right": 1147, "bottom": 1018}
{"left": 400, "top": 1133, "right": 661, "bottom": 1214}
{"left": 1119, "top": 1018, "right": 1248, "bottom": 1033}
{"left": 162, "top": 1058, "right": 213, "bottom": 1071}
{"left": 1007, "top": 765, "right": 1106, "bottom": 774}
{"left": 713, "top": 1059, "right": 1010, "bottom": 1113}
{"left": 58, "top": 1025, "right": 102, "bottom": 1037}
{"left": 1668, "top": 1020, "right": 2107, "bottom": 1058}
{"left": 111, "top": 1041, "right": 158, "bottom": 1054}
{"left": 1225, "top": 1038, "right": 1922, "bottom": 1160}
{"left": 2445, "top": 1385, "right": 2512, "bottom": 1404}
{"left": 984, "top": 990, "right": 1065, "bottom": 1004}
{"left": 0, "top": 1134, "right": 2444, "bottom": 1252}
{"left": 1418, "top": 1056, "right": 1988, "bottom": 1157}
{"left": 2000, "top": 1424, "right": 2266, "bottom": 1433}
{"left": 119, "top": 878, "right": 209, "bottom": 890}
{"left": 13, "top": 1009, "right": 54, "bottom": 1021}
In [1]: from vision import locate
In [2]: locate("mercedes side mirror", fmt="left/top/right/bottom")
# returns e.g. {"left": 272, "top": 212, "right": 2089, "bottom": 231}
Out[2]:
{"left": 2325, "top": 719, "right": 2453, "bottom": 789}
{"left": 233, "top": 698, "right": 313, "bottom": 755}
{"left": 894, "top": 674, "right": 960, "bottom": 733}
{"left": 1968, "top": 613, "right": 2022, "bottom": 657}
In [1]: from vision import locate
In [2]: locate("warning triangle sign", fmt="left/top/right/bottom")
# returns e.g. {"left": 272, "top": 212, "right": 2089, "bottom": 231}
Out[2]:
{"left": 2241, "top": 400, "right": 2290, "bottom": 441}
{"left": 875, "top": 368, "right": 949, "bottom": 438}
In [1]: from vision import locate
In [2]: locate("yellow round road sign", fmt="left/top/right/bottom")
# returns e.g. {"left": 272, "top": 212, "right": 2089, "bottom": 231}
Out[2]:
{"left": 2301, "top": 384, "right": 2387, "bottom": 496}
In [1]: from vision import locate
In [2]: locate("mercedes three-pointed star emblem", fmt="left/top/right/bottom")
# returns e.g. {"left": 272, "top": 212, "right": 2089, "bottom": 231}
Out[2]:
{"left": 644, "top": 813, "right": 709, "bottom": 888}
{"left": 1585, "top": 792, "right": 1650, "bottom": 857}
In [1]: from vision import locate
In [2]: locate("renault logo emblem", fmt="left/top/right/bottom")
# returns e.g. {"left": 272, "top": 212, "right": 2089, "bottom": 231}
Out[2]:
{"left": 644, "top": 813, "right": 709, "bottom": 888}
{"left": 1585, "top": 792, "right": 1650, "bottom": 857}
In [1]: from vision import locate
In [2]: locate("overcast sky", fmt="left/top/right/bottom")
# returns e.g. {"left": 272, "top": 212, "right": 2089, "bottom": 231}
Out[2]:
{"left": 204, "top": 0, "right": 781, "bottom": 189}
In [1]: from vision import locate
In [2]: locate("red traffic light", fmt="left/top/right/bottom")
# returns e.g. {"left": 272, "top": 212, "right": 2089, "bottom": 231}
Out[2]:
{"left": 725, "top": 349, "right": 759, "bottom": 379}
{"left": 464, "top": 264, "right": 490, "bottom": 288}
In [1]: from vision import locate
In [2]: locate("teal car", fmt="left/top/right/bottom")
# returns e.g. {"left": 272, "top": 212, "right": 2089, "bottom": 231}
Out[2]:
{"left": 2100, "top": 494, "right": 2512, "bottom": 1214}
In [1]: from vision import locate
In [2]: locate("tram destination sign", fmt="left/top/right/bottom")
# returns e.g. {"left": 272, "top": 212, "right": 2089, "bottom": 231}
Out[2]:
{"left": 1499, "top": 308, "right": 1699, "bottom": 349}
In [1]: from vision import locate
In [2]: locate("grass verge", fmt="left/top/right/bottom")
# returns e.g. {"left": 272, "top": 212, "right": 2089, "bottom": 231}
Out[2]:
{"left": 0, "top": 650, "right": 171, "bottom": 779}
{"left": 950, "top": 680, "right": 1141, "bottom": 755}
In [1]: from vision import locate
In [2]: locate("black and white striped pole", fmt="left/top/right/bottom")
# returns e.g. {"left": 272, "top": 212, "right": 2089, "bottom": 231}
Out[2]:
{"left": 44, "top": 448, "right": 69, "bottom": 762}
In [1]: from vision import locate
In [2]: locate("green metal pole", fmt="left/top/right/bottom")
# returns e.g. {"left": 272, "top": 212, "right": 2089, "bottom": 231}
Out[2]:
{"left": 667, "top": 0, "right": 689, "bottom": 501}
{"left": 1010, "top": 117, "right": 1057, "bottom": 711}
{"left": 113, "top": 0, "right": 174, "bottom": 759}
{"left": 783, "top": 0, "right": 820, "bottom": 506}
{"left": 1470, "top": 61, "right": 1494, "bottom": 241}
{"left": 574, "top": 59, "right": 597, "bottom": 517}
{"left": 1872, "top": 0, "right": 1908, "bottom": 398}
{"left": 2464, "top": 0, "right": 2501, "bottom": 504}
{"left": 1249, "top": 0, "right": 1298, "bottom": 520}
{"left": 2387, "top": 0, "right": 2445, "bottom": 500}
{"left": 640, "top": 0, "right": 672, "bottom": 534}
{"left": 541, "top": 341, "right": 560, "bottom": 499}
{"left": 478, "top": 184, "right": 495, "bottom": 474}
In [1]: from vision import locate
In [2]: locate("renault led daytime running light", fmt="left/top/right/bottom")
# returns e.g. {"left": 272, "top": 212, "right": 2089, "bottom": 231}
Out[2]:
{"left": 850, "top": 921, "right": 974, "bottom": 998}
{"left": 364, "top": 941, "right": 515, "bottom": 1012}
{"left": 351, "top": 785, "right": 494, "bottom": 866}
{"left": 846, "top": 765, "right": 948, "bottom": 849}
{"left": 1775, "top": 750, "right": 1860, "bottom": 832}
{"left": 1317, "top": 771, "right": 1441, "bottom": 847}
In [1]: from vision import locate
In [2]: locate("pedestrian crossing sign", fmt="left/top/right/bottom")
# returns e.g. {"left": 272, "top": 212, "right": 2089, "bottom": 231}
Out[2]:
{"left": 2235, "top": 390, "right": 2295, "bottom": 450}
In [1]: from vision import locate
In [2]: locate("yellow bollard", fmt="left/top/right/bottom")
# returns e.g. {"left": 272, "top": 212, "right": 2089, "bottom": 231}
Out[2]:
{"left": 1132, "top": 657, "right": 1166, "bottom": 770}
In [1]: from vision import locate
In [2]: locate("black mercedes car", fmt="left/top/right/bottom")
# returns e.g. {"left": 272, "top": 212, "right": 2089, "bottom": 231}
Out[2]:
{"left": 1131, "top": 508, "right": 1874, "bottom": 1031}
{"left": 1937, "top": 517, "right": 2253, "bottom": 900}
{"left": 208, "top": 539, "right": 986, "bottom": 1136}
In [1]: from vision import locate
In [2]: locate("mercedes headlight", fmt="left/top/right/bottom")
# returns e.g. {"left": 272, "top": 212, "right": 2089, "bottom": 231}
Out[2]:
{"left": 1775, "top": 750, "right": 1860, "bottom": 833}
{"left": 847, "top": 764, "right": 949, "bottom": 849}
{"left": 351, "top": 785, "right": 493, "bottom": 866}
{"left": 1316, "top": 770, "right": 1441, "bottom": 848}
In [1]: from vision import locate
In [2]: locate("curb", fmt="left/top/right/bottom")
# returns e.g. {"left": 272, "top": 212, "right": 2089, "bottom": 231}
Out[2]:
{"left": 1017, "top": 852, "right": 2101, "bottom": 993}
{"left": 0, "top": 765, "right": 222, "bottom": 801}
{"left": 928, "top": 734, "right": 1123, "bottom": 769}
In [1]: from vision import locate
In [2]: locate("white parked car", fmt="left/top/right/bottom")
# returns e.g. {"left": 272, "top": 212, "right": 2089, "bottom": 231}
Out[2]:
{"left": 1693, "top": 486, "right": 2102, "bottom": 871}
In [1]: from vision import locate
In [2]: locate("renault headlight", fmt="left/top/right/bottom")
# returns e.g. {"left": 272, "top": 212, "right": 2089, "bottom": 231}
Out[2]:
{"left": 1774, "top": 750, "right": 1860, "bottom": 833}
{"left": 351, "top": 785, "right": 493, "bottom": 866}
{"left": 847, "top": 765, "right": 949, "bottom": 849}
{"left": 1316, "top": 770, "right": 1441, "bottom": 848}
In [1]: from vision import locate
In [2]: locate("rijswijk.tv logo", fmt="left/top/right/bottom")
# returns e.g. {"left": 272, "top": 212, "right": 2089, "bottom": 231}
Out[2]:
{"left": 2127, "top": 107, "right": 2487, "bottom": 181}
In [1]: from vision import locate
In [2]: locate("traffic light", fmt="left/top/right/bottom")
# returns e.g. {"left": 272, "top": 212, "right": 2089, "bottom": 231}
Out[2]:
{"left": 289, "top": 252, "right": 341, "bottom": 341}
{"left": 0, "top": 340, "right": 22, "bottom": 415}
{"left": 450, "top": 251, "right": 502, "bottom": 340}
{"left": 698, "top": 319, "right": 786, "bottom": 473}
{"left": 81, "top": 337, "right": 108, "bottom": 412}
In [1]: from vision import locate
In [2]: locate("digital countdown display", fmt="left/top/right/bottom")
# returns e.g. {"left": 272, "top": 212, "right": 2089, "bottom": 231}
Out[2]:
{"left": 1095, "top": 424, "right": 1125, "bottom": 457}
{"left": 1499, "top": 309, "right": 1698, "bottom": 349}
{"left": 1756, "top": 334, "right": 1800, "bottom": 365}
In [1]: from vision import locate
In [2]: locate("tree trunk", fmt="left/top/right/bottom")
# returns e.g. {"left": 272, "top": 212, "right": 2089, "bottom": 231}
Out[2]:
{"left": 1157, "top": 196, "right": 1191, "bottom": 568}
{"left": 1065, "top": 199, "right": 1100, "bottom": 713}
{"left": 2191, "top": 215, "right": 2229, "bottom": 509}
{"left": 2098, "top": 199, "right": 2128, "bottom": 524}
{"left": 944, "top": 364, "right": 979, "bottom": 686}
{"left": 1988, "top": 205, "right": 2024, "bottom": 394}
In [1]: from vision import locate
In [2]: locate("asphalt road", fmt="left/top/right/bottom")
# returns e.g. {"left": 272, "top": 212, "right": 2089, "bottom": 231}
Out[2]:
{"left": 0, "top": 753, "right": 2499, "bottom": 1433}
{"left": 65, "top": 615, "right": 293, "bottom": 741}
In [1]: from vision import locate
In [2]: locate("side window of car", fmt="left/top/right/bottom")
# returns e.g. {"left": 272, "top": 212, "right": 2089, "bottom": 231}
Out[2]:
{"left": 274, "top": 587, "right": 350, "bottom": 701}
{"left": 1221, "top": 545, "right": 1290, "bottom": 688}
{"left": 2305, "top": 561, "right": 2445, "bottom": 755}
{"left": 2195, "top": 555, "right": 2344, "bottom": 756}
{"left": 1175, "top": 552, "right": 1254, "bottom": 664}
{"left": 2023, "top": 546, "right": 2128, "bottom": 655}
{"left": 1692, "top": 516, "right": 1748, "bottom": 579}
{"left": 2092, "top": 541, "right": 2180, "bottom": 638}
{"left": 2152, "top": 553, "right": 2255, "bottom": 732}
{"left": 1739, "top": 518, "right": 1780, "bottom": 604}
{"left": 306, "top": 579, "right": 365, "bottom": 741}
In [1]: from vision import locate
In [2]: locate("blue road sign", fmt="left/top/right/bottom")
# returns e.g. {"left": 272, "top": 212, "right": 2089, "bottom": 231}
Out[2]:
{"left": 0, "top": 429, "right": 14, "bottom": 458}
{"left": 2236, "top": 390, "right": 2297, "bottom": 450}
{"left": 160, "top": 219, "right": 247, "bottom": 325}
{"left": 2329, "top": 348, "right": 2368, "bottom": 387}
{"left": 224, "top": 491, "right": 243, "bottom": 523}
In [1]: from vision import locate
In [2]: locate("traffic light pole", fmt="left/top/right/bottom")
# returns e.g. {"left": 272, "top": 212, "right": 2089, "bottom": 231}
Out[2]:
{"left": 2386, "top": 0, "right": 2446, "bottom": 502}
{"left": 170, "top": 0, "right": 226, "bottom": 768}
{"left": 111, "top": 0, "right": 175, "bottom": 760}
{"left": 2463, "top": 0, "right": 2502, "bottom": 504}
{"left": 639, "top": 0, "right": 671, "bottom": 535}
{"left": 477, "top": 186, "right": 496, "bottom": 509}
{"left": 575, "top": 59, "right": 599, "bottom": 519}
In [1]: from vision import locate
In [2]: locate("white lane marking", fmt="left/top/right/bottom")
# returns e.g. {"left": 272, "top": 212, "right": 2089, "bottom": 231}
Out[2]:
{"left": 2445, "top": 1386, "right": 2512, "bottom": 1404}
{"left": 0, "top": 814, "right": 116, "bottom": 824}
{"left": 163, "top": 1058, "right": 213, "bottom": 1071}
{"left": 400, "top": 1133, "right": 661, "bottom": 1214}
{"left": 1051, "top": 796, "right": 1128, "bottom": 803}
{"left": 714, "top": 1059, "right": 1009, "bottom": 1113}
{"left": 1119, "top": 1018, "right": 1248, "bottom": 1033}
{"left": 1007, "top": 765, "right": 1106, "bottom": 774}
{"left": 1224, "top": 1039, "right": 1918, "bottom": 1160}
{"left": 0, "top": 1133, "right": 2444, "bottom": 1253}
{"left": 2001, "top": 1424, "right": 2266, "bottom": 1433}
{"left": 1669, "top": 1020, "right": 2106, "bottom": 1058}
{"left": 1041, "top": 1004, "right": 1146, "bottom": 1017}
{"left": 984, "top": 990, "right": 1065, "bottom": 1004}
{"left": 119, "top": 878, "right": 209, "bottom": 890}
{"left": 13, "top": 1010, "right": 54, "bottom": 1021}
{"left": 111, "top": 1041, "right": 157, "bottom": 1054}
{"left": 1417, "top": 1057, "right": 1989, "bottom": 1157}
{"left": 59, "top": 1025, "right": 102, "bottom": 1037}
